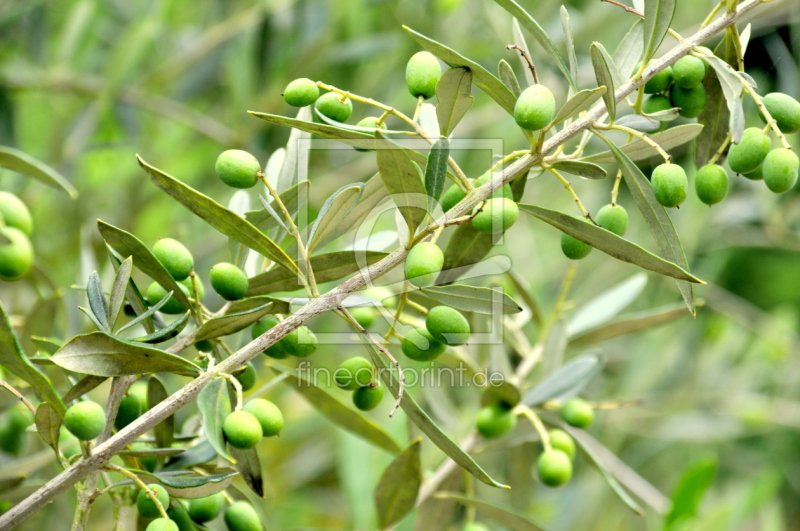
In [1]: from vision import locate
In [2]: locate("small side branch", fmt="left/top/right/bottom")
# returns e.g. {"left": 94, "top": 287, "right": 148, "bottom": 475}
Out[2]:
{"left": 506, "top": 45, "right": 539, "bottom": 84}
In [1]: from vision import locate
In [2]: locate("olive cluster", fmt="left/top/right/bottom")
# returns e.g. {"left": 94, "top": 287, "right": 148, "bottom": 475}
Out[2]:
{"left": 0, "top": 192, "right": 34, "bottom": 282}
{"left": 643, "top": 55, "right": 709, "bottom": 124}
{"left": 222, "top": 398, "right": 283, "bottom": 450}
{"left": 137, "top": 483, "right": 263, "bottom": 531}
{"left": 335, "top": 356, "right": 385, "bottom": 411}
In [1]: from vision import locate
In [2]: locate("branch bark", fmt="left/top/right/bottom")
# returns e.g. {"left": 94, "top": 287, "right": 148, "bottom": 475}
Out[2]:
{"left": 0, "top": 1, "right": 762, "bottom": 527}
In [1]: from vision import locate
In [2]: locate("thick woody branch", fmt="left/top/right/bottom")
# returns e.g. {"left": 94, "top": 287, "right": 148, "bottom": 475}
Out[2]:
{"left": 0, "top": 1, "right": 762, "bottom": 527}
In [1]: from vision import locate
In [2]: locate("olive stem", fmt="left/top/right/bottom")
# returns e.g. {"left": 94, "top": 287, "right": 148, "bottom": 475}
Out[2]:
{"left": 599, "top": 123, "right": 673, "bottom": 162}
{"left": 220, "top": 374, "right": 244, "bottom": 411}
{"left": 516, "top": 405, "right": 552, "bottom": 452}
{"left": 506, "top": 44, "right": 538, "bottom": 84}
{"left": 464, "top": 472, "right": 477, "bottom": 524}
{"left": 708, "top": 133, "right": 733, "bottom": 165}
{"left": 382, "top": 287, "right": 409, "bottom": 348}
{"left": 412, "top": 95, "right": 425, "bottom": 122}
{"left": 610, "top": 131, "right": 633, "bottom": 204}
{"left": 403, "top": 298, "right": 430, "bottom": 315}
{"left": 543, "top": 166, "right": 595, "bottom": 222}
{"left": 104, "top": 463, "right": 169, "bottom": 519}
{"left": 702, "top": 0, "right": 727, "bottom": 27}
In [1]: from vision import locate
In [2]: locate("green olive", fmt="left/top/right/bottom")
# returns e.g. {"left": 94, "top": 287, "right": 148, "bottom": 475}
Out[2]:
{"left": 471, "top": 197, "right": 519, "bottom": 234}
{"left": 426, "top": 306, "right": 470, "bottom": 346}
{"left": 475, "top": 173, "right": 513, "bottom": 200}
{"left": 335, "top": 357, "right": 373, "bottom": 390}
{"left": 188, "top": 492, "right": 226, "bottom": 523}
{"left": 727, "top": 127, "right": 772, "bottom": 174}
{"left": 0, "top": 192, "right": 33, "bottom": 235}
{"left": 352, "top": 385, "right": 384, "bottom": 411}
{"left": 114, "top": 393, "right": 144, "bottom": 431}
{"left": 440, "top": 183, "right": 467, "bottom": 212}
{"left": 762, "top": 148, "right": 799, "bottom": 194}
{"left": 761, "top": 92, "right": 800, "bottom": 133}
{"left": 643, "top": 63, "right": 673, "bottom": 94}
{"left": 595, "top": 204, "right": 628, "bottom": 236}
{"left": 136, "top": 484, "right": 170, "bottom": 519}
{"left": 224, "top": 501, "right": 261, "bottom": 531}
{"left": 560, "top": 398, "right": 595, "bottom": 428}
{"left": 405, "top": 242, "right": 444, "bottom": 287}
{"left": 742, "top": 166, "right": 763, "bottom": 181}
{"left": 514, "top": 84, "right": 556, "bottom": 131}
{"left": 672, "top": 56, "right": 706, "bottom": 89}
{"left": 234, "top": 362, "right": 257, "bottom": 392}
{"left": 537, "top": 449, "right": 573, "bottom": 487}
{"left": 694, "top": 164, "right": 729, "bottom": 205}
{"left": 349, "top": 306, "right": 376, "bottom": 328}
{"left": 283, "top": 78, "right": 319, "bottom": 107}
{"left": 146, "top": 282, "right": 189, "bottom": 315}
{"left": 401, "top": 328, "right": 447, "bottom": 361}
{"left": 63, "top": 401, "right": 106, "bottom": 441}
{"left": 561, "top": 232, "right": 592, "bottom": 260}
{"left": 353, "top": 116, "right": 386, "bottom": 152}
{"left": 548, "top": 429, "right": 576, "bottom": 460}
{"left": 651, "top": 163, "right": 688, "bottom": 208}
{"left": 210, "top": 262, "right": 249, "bottom": 301}
{"left": 222, "top": 411, "right": 263, "bottom": 450}
{"left": 282, "top": 326, "right": 317, "bottom": 357}
{"left": 670, "top": 84, "right": 707, "bottom": 118}
{"left": 405, "top": 51, "right": 442, "bottom": 99}
{"left": 642, "top": 95, "right": 671, "bottom": 132}
{"left": 145, "top": 518, "right": 179, "bottom": 531}
{"left": 315, "top": 92, "right": 353, "bottom": 123}
{"left": 475, "top": 404, "right": 517, "bottom": 439}
{"left": 215, "top": 149, "right": 261, "bottom": 189}
{"left": 251, "top": 319, "right": 290, "bottom": 359}
{"left": 243, "top": 398, "right": 284, "bottom": 437}
{"left": 0, "top": 227, "right": 33, "bottom": 281}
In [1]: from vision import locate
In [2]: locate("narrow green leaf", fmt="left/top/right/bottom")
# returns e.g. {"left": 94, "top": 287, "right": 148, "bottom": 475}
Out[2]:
{"left": 569, "top": 303, "right": 689, "bottom": 345}
{"left": 275, "top": 107, "right": 311, "bottom": 193}
{"left": 31, "top": 336, "right": 62, "bottom": 354}
{"left": 137, "top": 155, "right": 298, "bottom": 274}
{"left": 642, "top": 0, "right": 676, "bottom": 65}
{"left": 308, "top": 183, "right": 362, "bottom": 252}
{"left": 197, "top": 378, "right": 235, "bottom": 462}
{"left": 666, "top": 457, "right": 718, "bottom": 525}
{"left": 492, "top": 0, "right": 576, "bottom": 90}
{"left": 125, "top": 469, "right": 238, "bottom": 499}
{"left": 118, "top": 448, "right": 185, "bottom": 459}
{"left": 614, "top": 20, "right": 644, "bottom": 81}
{"left": 0, "top": 146, "right": 78, "bottom": 198}
{"left": 230, "top": 446, "right": 264, "bottom": 497}
{"left": 437, "top": 224, "right": 494, "bottom": 285}
{"left": 245, "top": 181, "right": 308, "bottom": 231}
{"left": 497, "top": 60, "right": 521, "bottom": 98}
{"left": 419, "top": 285, "right": 522, "bottom": 314}
{"left": 583, "top": 124, "right": 703, "bottom": 163}
{"left": 552, "top": 87, "right": 607, "bottom": 125}
{"left": 194, "top": 300, "right": 283, "bottom": 342}
{"left": 518, "top": 205, "right": 702, "bottom": 283}
{"left": 375, "top": 439, "right": 422, "bottom": 529}
{"left": 87, "top": 271, "right": 109, "bottom": 332}
{"left": 424, "top": 139, "right": 450, "bottom": 206}
{"left": 250, "top": 111, "right": 376, "bottom": 149}
{"left": 433, "top": 493, "right": 548, "bottom": 530}
{"left": 248, "top": 251, "right": 387, "bottom": 295}
{"left": 567, "top": 274, "right": 648, "bottom": 336}
{"left": 117, "top": 290, "right": 174, "bottom": 334}
{"left": 595, "top": 138, "right": 697, "bottom": 314}
{"left": 148, "top": 376, "right": 174, "bottom": 449}
{"left": 105, "top": 244, "right": 158, "bottom": 334}
{"left": 374, "top": 132, "right": 429, "bottom": 236}
{"left": 226, "top": 296, "right": 291, "bottom": 315}
{"left": 367, "top": 347, "right": 508, "bottom": 488}
{"left": 0, "top": 302, "right": 65, "bottom": 415}
{"left": 51, "top": 332, "right": 200, "bottom": 377}
{"left": 316, "top": 173, "right": 388, "bottom": 249}
{"left": 162, "top": 441, "right": 217, "bottom": 472}
{"left": 98, "top": 220, "right": 191, "bottom": 308}
{"left": 271, "top": 364, "right": 402, "bottom": 454}
{"left": 404, "top": 26, "right": 517, "bottom": 115}
{"left": 696, "top": 31, "right": 739, "bottom": 166}
{"left": 590, "top": 43, "right": 616, "bottom": 122}
{"left": 132, "top": 312, "right": 189, "bottom": 344}
{"left": 560, "top": 7, "right": 578, "bottom": 88}
{"left": 108, "top": 257, "right": 133, "bottom": 331}
{"left": 615, "top": 114, "right": 661, "bottom": 133}
{"left": 704, "top": 54, "right": 745, "bottom": 142}
{"left": 550, "top": 160, "right": 607, "bottom": 180}
{"left": 522, "top": 354, "right": 604, "bottom": 406}
{"left": 63, "top": 375, "right": 107, "bottom": 403}
{"left": 35, "top": 403, "right": 62, "bottom": 450}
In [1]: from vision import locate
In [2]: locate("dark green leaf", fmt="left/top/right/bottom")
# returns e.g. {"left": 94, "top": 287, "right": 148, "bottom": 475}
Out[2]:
{"left": 248, "top": 251, "right": 387, "bottom": 295}
{"left": 404, "top": 26, "right": 517, "bottom": 115}
{"left": 197, "top": 378, "right": 234, "bottom": 462}
{"left": 271, "top": 364, "right": 402, "bottom": 454}
{"left": 105, "top": 244, "right": 159, "bottom": 334}
{"left": 437, "top": 224, "right": 494, "bottom": 285}
{"left": 590, "top": 43, "right": 616, "bottom": 122}
{"left": 696, "top": 31, "right": 738, "bottom": 166}
{"left": 308, "top": 183, "right": 362, "bottom": 252}
{"left": 522, "top": 354, "right": 604, "bottom": 406}
{"left": 497, "top": 60, "right": 521, "bottom": 99}
{"left": 552, "top": 87, "right": 607, "bottom": 125}
{"left": 132, "top": 312, "right": 189, "bottom": 344}
{"left": 124, "top": 469, "right": 238, "bottom": 499}
{"left": 583, "top": 124, "right": 703, "bottom": 163}
{"left": 230, "top": 446, "right": 264, "bottom": 498}
{"left": 424, "top": 139, "right": 450, "bottom": 206}
{"left": 550, "top": 160, "right": 607, "bottom": 180}
{"left": 87, "top": 271, "right": 109, "bottom": 332}
{"left": 118, "top": 448, "right": 184, "bottom": 458}
{"left": 666, "top": 457, "right": 717, "bottom": 525}
{"left": 109, "top": 257, "right": 133, "bottom": 331}
{"left": 375, "top": 132, "right": 428, "bottom": 236}
{"left": 642, "top": 0, "right": 676, "bottom": 65}
{"left": 595, "top": 138, "right": 697, "bottom": 314}
{"left": 163, "top": 441, "right": 217, "bottom": 471}
{"left": 98, "top": 220, "right": 191, "bottom": 308}
{"left": 137, "top": 155, "right": 298, "bottom": 274}
{"left": 0, "top": 302, "right": 65, "bottom": 415}
{"left": 194, "top": 300, "right": 284, "bottom": 342}
{"left": 63, "top": 375, "right": 107, "bottom": 403}
{"left": 433, "top": 493, "right": 548, "bottom": 531}
{"left": 148, "top": 376, "right": 174, "bottom": 449}
{"left": 569, "top": 303, "right": 689, "bottom": 345}
{"left": 420, "top": 285, "right": 522, "bottom": 314}
{"left": 245, "top": 181, "right": 308, "bottom": 231}
{"left": 518, "top": 205, "right": 702, "bottom": 283}
{"left": 375, "top": 439, "right": 422, "bottom": 529}
{"left": 367, "top": 347, "right": 507, "bottom": 488}
{"left": 0, "top": 146, "right": 78, "bottom": 198}
{"left": 117, "top": 290, "right": 174, "bottom": 334}
{"left": 51, "top": 332, "right": 201, "bottom": 377}
{"left": 35, "top": 403, "right": 62, "bottom": 450}
{"left": 250, "top": 111, "right": 376, "bottom": 149}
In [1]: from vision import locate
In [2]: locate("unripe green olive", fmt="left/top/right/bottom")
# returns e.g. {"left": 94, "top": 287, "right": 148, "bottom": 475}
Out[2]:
{"left": 137, "top": 484, "right": 170, "bottom": 519}
{"left": 560, "top": 398, "right": 594, "bottom": 428}
{"left": 146, "top": 282, "right": 189, "bottom": 314}
{"left": 670, "top": 85, "right": 707, "bottom": 118}
{"left": 475, "top": 404, "right": 517, "bottom": 439}
{"left": 282, "top": 326, "right": 317, "bottom": 357}
{"left": 243, "top": 398, "right": 283, "bottom": 437}
{"left": 405, "top": 242, "right": 444, "bottom": 287}
{"left": 0, "top": 407, "right": 32, "bottom": 454}
{"left": 561, "top": 233, "right": 592, "bottom": 260}
{"left": 64, "top": 401, "right": 106, "bottom": 441}
{"left": 0, "top": 192, "right": 33, "bottom": 235}
{"left": 537, "top": 449, "right": 573, "bottom": 487}
{"left": 426, "top": 306, "right": 470, "bottom": 346}
{"left": 315, "top": 92, "right": 353, "bottom": 123}
{"left": 114, "top": 392, "right": 144, "bottom": 431}
{"left": 146, "top": 518, "right": 179, "bottom": 531}
{"left": 742, "top": 166, "right": 763, "bottom": 181}
{"left": 353, "top": 384, "right": 384, "bottom": 411}
{"left": 335, "top": 356, "right": 373, "bottom": 390}
{"left": 762, "top": 148, "right": 799, "bottom": 194}
{"left": 188, "top": 492, "right": 226, "bottom": 523}
{"left": 283, "top": 78, "right": 319, "bottom": 107}
{"left": 471, "top": 197, "right": 519, "bottom": 234}
{"left": 548, "top": 429, "right": 576, "bottom": 460}
{"left": 354, "top": 117, "right": 386, "bottom": 152}
{"left": 651, "top": 163, "right": 688, "bottom": 208}
{"left": 642, "top": 95, "right": 671, "bottom": 132}
{"left": 595, "top": 204, "right": 628, "bottom": 236}
{"left": 474, "top": 173, "right": 513, "bottom": 200}
{"left": 210, "top": 262, "right": 249, "bottom": 301}
{"left": 130, "top": 442, "right": 158, "bottom": 472}
{"left": 224, "top": 501, "right": 261, "bottom": 531}
{"left": 166, "top": 502, "right": 196, "bottom": 531}
{"left": 195, "top": 339, "right": 214, "bottom": 352}
{"left": 222, "top": 411, "right": 263, "bottom": 450}
{"left": 152, "top": 238, "right": 193, "bottom": 281}
{"left": 727, "top": 127, "right": 772, "bottom": 174}
{"left": 462, "top": 524, "right": 490, "bottom": 531}
{"left": 349, "top": 306, "right": 376, "bottom": 328}
{"left": 694, "top": 164, "right": 728, "bottom": 205}
{"left": 514, "top": 84, "right": 556, "bottom": 131}
{"left": 215, "top": 150, "right": 261, "bottom": 189}
{"left": 251, "top": 319, "right": 290, "bottom": 359}
{"left": 440, "top": 183, "right": 467, "bottom": 212}
{"left": 181, "top": 276, "right": 204, "bottom": 302}
{"left": 0, "top": 227, "right": 33, "bottom": 281}
{"left": 672, "top": 56, "right": 706, "bottom": 89}
{"left": 405, "top": 51, "right": 442, "bottom": 99}
{"left": 401, "top": 328, "right": 447, "bottom": 361}
{"left": 234, "top": 362, "right": 257, "bottom": 392}
{"left": 643, "top": 64, "right": 673, "bottom": 94}
{"left": 761, "top": 92, "right": 800, "bottom": 133}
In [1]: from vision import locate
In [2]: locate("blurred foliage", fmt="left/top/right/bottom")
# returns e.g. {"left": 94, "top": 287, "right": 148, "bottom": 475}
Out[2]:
{"left": 0, "top": 0, "right": 800, "bottom": 530}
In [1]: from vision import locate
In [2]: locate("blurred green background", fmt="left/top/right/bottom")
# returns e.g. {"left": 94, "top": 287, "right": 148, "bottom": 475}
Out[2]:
{"left": 1, "top": 0, "right": 800, "bottom": 529}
